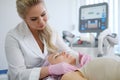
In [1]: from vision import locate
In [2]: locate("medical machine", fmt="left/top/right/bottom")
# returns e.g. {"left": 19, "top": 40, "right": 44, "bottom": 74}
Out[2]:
{"left": 62, "top": 2, "right": 118, "bottom": 57}
{"left": 77, "top": 2, "right": 108, "bottom": 47}
{"left": 71, "top": 2, "right": 118, "bottom": 57}
{"left": 63, "top": 31, "right": 75, "bottom": 43}
{"left": 79, "top": 2, "right": 108, "bottom": 35}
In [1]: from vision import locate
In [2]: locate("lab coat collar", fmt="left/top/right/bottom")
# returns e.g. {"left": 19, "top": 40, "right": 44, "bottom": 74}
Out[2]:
{"left": 21, "top": 21, "right": 48, "bottom": 58}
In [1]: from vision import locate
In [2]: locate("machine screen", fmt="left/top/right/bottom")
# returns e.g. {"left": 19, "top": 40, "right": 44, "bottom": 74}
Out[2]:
{"left": 79, "top": 2, "right": 108, "bottom": 33}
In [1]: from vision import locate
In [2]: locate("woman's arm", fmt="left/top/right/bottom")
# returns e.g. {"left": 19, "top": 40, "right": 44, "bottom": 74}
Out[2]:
{"left": 40, "top": 67, "right": 49, "bottom": 79}
{"left": 5, "top": 34, "right": 49, "bottom": 80}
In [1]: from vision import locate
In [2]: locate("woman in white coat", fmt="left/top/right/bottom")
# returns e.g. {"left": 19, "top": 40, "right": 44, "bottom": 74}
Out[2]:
{"left": 5, "top": 0, "right": 78, "bottom": 80}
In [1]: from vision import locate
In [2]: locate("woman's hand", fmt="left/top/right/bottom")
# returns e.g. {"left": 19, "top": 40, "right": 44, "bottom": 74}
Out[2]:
{"left": 79, "top": 52, "right": 91, "bottom": 67}
{"left": 48, "top": 62, "right": 78, "bottom": 75}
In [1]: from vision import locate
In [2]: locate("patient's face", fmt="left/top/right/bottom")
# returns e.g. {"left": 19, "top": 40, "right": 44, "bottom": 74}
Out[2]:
{"left": 48, "top": 52, "right": 76, "bottom": 65}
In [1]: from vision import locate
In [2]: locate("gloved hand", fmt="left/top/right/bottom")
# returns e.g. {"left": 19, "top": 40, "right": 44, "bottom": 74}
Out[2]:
{"left": 48, "top": 62, "right": 78, "bottom": 75}
{"left": 79, "top": 52, "right": 91, "bottom": 67}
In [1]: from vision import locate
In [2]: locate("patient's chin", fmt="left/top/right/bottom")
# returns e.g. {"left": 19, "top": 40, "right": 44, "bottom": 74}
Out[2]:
{"left": 69, "top": 58, "right": 76, "bottom": 65}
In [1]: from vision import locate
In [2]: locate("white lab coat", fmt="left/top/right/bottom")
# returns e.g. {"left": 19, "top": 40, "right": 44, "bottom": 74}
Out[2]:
{"left": 5, "top": 21, "right": 78, "bottom": 80}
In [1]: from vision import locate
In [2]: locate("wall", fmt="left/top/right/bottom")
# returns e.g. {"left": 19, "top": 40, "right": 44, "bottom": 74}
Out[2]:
{"left": 0, "top": 0, "right": 22, "bottom": 70}
{"left": 118, "top": 0, "right": 120, "bottom": 52}
{"left": 45, "top": 0, "right": 78, "bottom": 35}
{"left": 0, "top": 0, "right": 77, "bottom": 69}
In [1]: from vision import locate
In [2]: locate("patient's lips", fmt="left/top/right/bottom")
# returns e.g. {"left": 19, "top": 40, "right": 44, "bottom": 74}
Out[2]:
{"left": 66, "top": 54, "right": 70, "bottom": 58}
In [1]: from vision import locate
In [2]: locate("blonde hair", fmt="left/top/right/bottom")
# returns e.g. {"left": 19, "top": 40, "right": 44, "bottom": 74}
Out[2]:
{"left": 39, "top": 24, "right": 58, "bottom": 53}
{"left": 16, "top": 0, "right": 44, "bottom": 19}
{"left": 16, "top": 0, "right": 58, "bottom": 53}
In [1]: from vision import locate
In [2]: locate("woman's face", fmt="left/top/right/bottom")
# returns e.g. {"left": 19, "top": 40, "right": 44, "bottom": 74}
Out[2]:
{"left": 48, "top": 52, "right": 76, "bottom": 65}
{"left": 25, "top": 3, "right": 48, "bottom": 31}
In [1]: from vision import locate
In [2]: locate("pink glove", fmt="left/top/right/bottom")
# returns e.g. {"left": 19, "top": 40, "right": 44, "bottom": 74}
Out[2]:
{"left": 48, "top": 62, "right": 78, "bottom": 75}
{"left": 79, "top": 52, "right": 91, "bottom": 68}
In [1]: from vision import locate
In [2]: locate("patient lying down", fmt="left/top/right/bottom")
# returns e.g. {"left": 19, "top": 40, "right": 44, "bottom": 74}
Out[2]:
{"left": 43, "top": 52, "right": 120, "bottom": 80}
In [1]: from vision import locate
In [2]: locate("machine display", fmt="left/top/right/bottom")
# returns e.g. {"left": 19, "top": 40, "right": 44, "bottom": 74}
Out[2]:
{"left": 79, "top": 2, "right": 108, "bottom": 34}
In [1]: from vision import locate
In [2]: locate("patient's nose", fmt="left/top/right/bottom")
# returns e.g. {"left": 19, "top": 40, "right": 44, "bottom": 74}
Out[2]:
{"left": 61, "top": 52, "right": 66, "bottom": 55}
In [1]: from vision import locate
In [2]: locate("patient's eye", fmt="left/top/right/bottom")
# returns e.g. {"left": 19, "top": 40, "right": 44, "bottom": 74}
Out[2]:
{"left": 54, "top": 54, "right": 59, "bottom": 59}
{"left": 54, "top": 55, "right": 58, "bottom": 59}
{"left": 30, "top": 17, "right": 37, "bottom": 21}
{"left": 41, "top": 12, "right": 46, "bottom": 17}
